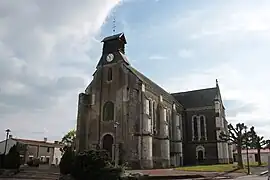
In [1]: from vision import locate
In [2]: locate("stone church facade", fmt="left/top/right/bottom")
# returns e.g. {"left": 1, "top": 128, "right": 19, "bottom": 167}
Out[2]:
{"left": 76, "top": 33, "right": 233, "bottom": 169}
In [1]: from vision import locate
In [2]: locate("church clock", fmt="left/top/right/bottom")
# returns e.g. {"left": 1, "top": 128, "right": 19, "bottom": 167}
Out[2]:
{"left": 106, "top": 53, "right": 114, "bottom": 62}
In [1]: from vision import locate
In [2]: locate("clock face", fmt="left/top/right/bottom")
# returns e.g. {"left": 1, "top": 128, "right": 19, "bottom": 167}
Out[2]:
{"left": 106, "top": 53, "right": 114, "bottom": 62}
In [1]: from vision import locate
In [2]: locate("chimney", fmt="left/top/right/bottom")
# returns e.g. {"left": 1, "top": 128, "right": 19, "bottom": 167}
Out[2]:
{"left": 44, "top": 137, "right": 47, "bottom": 142}
{"left": 9, "top": 135, "right": 12, "bottom": 139}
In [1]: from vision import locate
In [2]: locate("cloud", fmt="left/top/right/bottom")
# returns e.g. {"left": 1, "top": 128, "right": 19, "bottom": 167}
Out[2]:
{"left": 178, "top": 49, "right": 193, "bottom": 58}
{"left": 0, "top": 0, "right": 121, "bottom": 140}
{"left": 148, "top": 55, "right": 167, "bottom": 60}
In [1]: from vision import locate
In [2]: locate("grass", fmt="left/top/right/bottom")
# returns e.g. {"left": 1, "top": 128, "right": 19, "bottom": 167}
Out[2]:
{"left": 175, "top": 164, "right": 248, "bottom": 173}
{"left": 246, "top": 162, "right": 268, "bottom": 167}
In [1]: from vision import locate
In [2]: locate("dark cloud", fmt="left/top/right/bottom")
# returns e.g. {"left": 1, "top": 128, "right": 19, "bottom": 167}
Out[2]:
{"left": 0, "top": 0, "right": 119, "bottom": 140}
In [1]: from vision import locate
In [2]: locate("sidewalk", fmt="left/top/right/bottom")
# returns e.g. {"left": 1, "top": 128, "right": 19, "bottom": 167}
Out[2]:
{"left": 128, "top": 168, "right": 246, "bottom": 179}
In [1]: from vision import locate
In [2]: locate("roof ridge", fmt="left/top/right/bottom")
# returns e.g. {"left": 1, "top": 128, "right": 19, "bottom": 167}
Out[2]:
{"left": 171, "top": 87, "right": 217, "bottom": 95}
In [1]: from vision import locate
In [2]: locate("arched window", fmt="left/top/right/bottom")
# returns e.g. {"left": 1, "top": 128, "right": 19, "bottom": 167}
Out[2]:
{"left": 103, "top": 101, "right": 114, "bottom": 121}
{"left": 107, "top": 68, "right": 112, "bottom": 81}
{"left": 193, "top": 116, "right": 198, "bottom": 140}
{"left": 200, "top": 116, "right": 206, "bottom": 140}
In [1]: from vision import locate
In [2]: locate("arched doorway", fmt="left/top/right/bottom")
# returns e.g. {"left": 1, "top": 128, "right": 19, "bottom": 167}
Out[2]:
{"left": 196, "top": 145, "right": 205, "bottom": 164}
{"left": 102, "top": 134, "right": 114, "bottom": 158}
{"left": 198, "top": 150, "right": 204, "bottom": 162}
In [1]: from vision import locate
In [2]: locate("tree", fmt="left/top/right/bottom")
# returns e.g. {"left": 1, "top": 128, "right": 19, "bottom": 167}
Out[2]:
{"left": 61, "top": 129, "right": 76, "bottom": 152}
{"left": 4, "top": 145, "right": 21, "bottom": 169}
{"left": 248, "top": 126, "right": 267, "bottom": 166}
{"left": 59, "top": 146, "right": 75, "bottom": 175}
{"left": 220, "top": 123, "right": 248, "bottom": 169}
{"left": 265, "top": 140, "right": 270, "bottom": 149}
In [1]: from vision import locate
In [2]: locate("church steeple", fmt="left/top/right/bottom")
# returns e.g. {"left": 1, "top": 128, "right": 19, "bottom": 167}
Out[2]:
{"left": 96, "top": 33, "right": 129, "bottom": 68}
{"left": 101, "top": 33, "right": 127, "bottom": 54}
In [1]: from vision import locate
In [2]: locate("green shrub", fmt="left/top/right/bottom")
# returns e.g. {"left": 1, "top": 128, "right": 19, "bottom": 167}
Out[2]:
{"left": 70, "top": 150, "right": 124, "bottom": 180}
{"left": 4, "top": 145, "right": 21, "bottom": 169}
{"left": 59, "top": 147, "right": 75, "bottom": 175}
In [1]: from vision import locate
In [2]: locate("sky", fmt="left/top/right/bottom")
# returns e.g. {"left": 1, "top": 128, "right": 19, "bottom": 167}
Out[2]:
{"left": 0, "top": 0, "right": 269, "bottom": 141}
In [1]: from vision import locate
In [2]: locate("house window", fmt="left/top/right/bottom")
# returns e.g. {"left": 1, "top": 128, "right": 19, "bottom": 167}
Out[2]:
{"left": 123, "top": 87, "right": 129, "bottom": 102}
{"left": 193, "top": 116, "right": 198, "bottom": 140}
{"left": 200, "top": 116, "right": 206, "bottom": 140}
{"left": 164, "top": 108, "right": 167, "bottom": 122}
{"left": 103, "top": 101, "right": 114, "bottom": 121}
{"left": 255, "top": 154, "right": 259, "bottom": 162}
{"left": 107, "top": 68, "right": 112, "bottom": 81}
{"left": 91, "top": 93, "right": 95, "bottom": 105}
{"left": 47, "top": 147, "right": 50, "bottom": 153}
{"left": 153, "top": 101, "right": 156, "bottom": 128}
{"left": 145, "top": 99, "right": 150, "bottom": 115}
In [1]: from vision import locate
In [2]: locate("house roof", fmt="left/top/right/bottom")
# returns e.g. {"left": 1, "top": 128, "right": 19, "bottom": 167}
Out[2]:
{"left": 123, "top": 64, "right": 183, "bottom": 107}
{"left": 101, "top": 33, "right": 126, "bottom": 44}
{"left": 172, "top": 87, "right": 218, "bottom": 108}
{"left": 12, "top": 138, "right": 64, "bottom": 148}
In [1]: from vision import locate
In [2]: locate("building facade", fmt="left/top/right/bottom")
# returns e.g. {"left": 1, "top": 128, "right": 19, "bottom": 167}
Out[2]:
{"left": 76, "top": 33, "right": 233, "bottom": 169}
{"left": 0, "top": 136, "right": 63, "bottom": 166}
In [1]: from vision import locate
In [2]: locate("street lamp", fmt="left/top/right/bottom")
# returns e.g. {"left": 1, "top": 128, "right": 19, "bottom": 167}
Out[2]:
{"left": 114, "top": 121, "right": 120, "bottom": 167}
{"left": 4, "top": 129, "right": 11, "bottom": 155}
{"left": 244, "top": 127, "right": 250, "bottom": 175}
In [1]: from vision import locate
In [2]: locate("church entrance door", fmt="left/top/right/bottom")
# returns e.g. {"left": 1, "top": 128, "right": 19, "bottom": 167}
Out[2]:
{"left": 198, "top": 150, "right": 204, "bottom": 162}
{"left": 102, "top": 134, "right": 114, "bottom": 159}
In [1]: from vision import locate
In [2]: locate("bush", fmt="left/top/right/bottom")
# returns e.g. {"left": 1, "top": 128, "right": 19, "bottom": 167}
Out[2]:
{"left": 27, "top": 158, "right": 40, "bottom": 167}
{"left": 59, "top": 147, "right": 75, "bottom": 175}
{"left": 0, "top": 154, "right": 4, "bottom": 168}
{"left": 3, "top": 145, "right": 21, "bottom": 169}
{"left": 70, "top": 150, "right": 124, "bottom": 180}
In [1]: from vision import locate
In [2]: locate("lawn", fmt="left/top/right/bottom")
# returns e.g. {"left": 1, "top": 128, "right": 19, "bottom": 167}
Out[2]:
{"left": 175, "top": 164, "right": 248, "bottom": 173}
{"left": 247, "top": 162, "right": 268, "bottom": 167}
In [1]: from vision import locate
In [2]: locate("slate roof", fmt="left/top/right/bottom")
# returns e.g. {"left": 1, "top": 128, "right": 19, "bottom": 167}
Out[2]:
{"left": 171, "top": 87, "right": 218, "bottom": 108}
{"left": 124, "top": 64, "right": 182, "bottom": 106}
{"left": 101, "top": 32, "right": 126, "bottom": 44}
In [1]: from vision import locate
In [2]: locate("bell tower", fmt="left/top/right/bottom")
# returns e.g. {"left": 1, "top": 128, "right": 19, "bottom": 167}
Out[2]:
{"left": 96, "top": 33, "right": 128, "bottom": 67}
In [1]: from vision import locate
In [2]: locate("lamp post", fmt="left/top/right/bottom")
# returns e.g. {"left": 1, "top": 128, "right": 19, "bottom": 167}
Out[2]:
{"left": 114, "top": 121, "right": 120, "bottom": 167}
{"left": 244, "top": 127, "right": 250, "bottom": 175}
{"left": 4, "top": 129, "right": 11, "bottom": 155}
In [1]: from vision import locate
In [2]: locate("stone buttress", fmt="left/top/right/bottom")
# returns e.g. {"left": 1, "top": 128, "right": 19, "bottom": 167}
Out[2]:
{"left": 76, "top": 93, "right": 91, "bottom": 152}
{"left": 157, "top": 100, "right": 170, "bottom": 168}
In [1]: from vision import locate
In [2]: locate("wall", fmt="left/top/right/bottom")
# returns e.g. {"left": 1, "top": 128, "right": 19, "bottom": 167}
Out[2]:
{"left": 38, "top": 146, "right": 54, "bottom": 164}
{"left": 236, "top": 151, "right": 270, "bottom": 164}
{"left": 183, "top": 107, "right": 219, "bottom": 165}
{"left": 52, "top": 147, "right": 62, "bottom": 165}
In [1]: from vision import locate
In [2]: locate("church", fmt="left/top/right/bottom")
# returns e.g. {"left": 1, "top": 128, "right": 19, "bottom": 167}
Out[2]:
{"left": 75, "top": 33, "right": 233, "bottom": 169}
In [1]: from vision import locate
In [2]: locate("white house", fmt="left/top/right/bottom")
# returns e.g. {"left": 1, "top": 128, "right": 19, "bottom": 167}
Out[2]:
{"left": 0, "top": 136, "right": 64, "bottom": 166}
{"left": 233, "top": 149, "right": 270, "bottom": 164}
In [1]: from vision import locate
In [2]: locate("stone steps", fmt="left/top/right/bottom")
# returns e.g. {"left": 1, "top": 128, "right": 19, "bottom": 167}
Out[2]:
{"left": 12, "top": 169, "right": 60, "bottom": 179}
